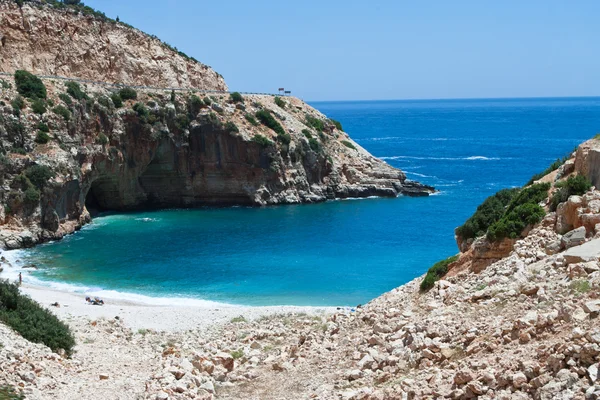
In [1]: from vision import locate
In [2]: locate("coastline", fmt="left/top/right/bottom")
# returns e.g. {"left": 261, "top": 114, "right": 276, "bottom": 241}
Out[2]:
{"left": 1, "top": 250, "right": 339, "bottom": 332}
{"left": 18, "top": 285, "right": 338, "bottom": 332}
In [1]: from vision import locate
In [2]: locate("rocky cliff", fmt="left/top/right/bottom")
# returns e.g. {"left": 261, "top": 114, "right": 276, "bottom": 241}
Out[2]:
{"left": 0, "top": 1, "right": 433, "bottom": 250}
{"left": 0, "top": 0, "right": 227, "bottom": 90}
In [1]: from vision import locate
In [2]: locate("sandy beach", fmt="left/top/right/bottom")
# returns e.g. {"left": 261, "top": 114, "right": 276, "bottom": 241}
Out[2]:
{"left": 18, "top": 284, "right": 338, "bottom": 332}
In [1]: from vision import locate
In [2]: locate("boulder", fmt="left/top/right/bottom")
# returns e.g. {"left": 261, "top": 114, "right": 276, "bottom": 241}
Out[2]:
{"left": 562, "top": 226, "right": 587, "bottom": 249}
{"left": 564, "top": 238, "right": 600, "bottom": 264}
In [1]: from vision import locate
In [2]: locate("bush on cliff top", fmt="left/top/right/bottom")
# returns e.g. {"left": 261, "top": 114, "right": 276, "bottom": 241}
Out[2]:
{"left": 0, "top": 280, "right": 75, "bottom": 356}
{"left": 485, "top": 183, "right": 550, "bottom": 241}
{"left": 119, "top": 88, "right": 138, "bottom": 101}
{"left": 550, "top": 175, "right": 592, "bottom": 212}
{"left": 252, "top": 134, "right": 273, "bottom": 148}
{"left": 65, "top": 81, "right": 88, "bottom": 101}
{"left": 420, "top": 255, "right": 459, "bottom": 292}
{"left": 255, "top": 110, "right": 285, "bottom": 136}
{"left": 456, "top": 188, "right": 520, "bottom": 240}
{"left": 14, "top": 70, "right": 46, "bottom": 99}
{"left": 25, "top": 165, "right": 54, "bottom": 189}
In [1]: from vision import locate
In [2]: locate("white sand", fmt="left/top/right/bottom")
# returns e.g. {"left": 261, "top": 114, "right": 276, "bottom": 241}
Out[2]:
{"left": 19, "top": 284, "right": 340, "bottom": 332}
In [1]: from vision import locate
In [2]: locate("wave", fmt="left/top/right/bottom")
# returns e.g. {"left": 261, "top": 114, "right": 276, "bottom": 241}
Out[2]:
{"left": 380, "top": 155, "right": 504, "bottom": 161}
{"left": 358, "top": 136, "right": 457, "bottom": 142}
{"left": 406, "top": 171, "right": 438, "bottom": 179}
{"left": 135, "top": 217, "right": 159, "bottom": 223}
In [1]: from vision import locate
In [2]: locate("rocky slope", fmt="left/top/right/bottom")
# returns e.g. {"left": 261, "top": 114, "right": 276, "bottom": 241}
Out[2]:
{"left": 0, "top": 0, "right": 227, "bottom": 90}
{"left": 3, "top": 139, "right": 600, "bottom": 399}
{"left": 0, "top": 1, "right": 433, "bottom": 250}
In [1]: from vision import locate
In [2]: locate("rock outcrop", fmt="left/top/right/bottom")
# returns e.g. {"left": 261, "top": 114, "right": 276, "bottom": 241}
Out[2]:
{"left": 0, "top": 0, "right": 227, "bottom": 91}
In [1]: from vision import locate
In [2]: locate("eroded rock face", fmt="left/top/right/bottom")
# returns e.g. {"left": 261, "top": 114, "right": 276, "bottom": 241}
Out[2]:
{"left": 0, "top": 80, "right": 433, "bottom": 249}
{"left": 0, "top": 1, "right": 227, "bottom": 91}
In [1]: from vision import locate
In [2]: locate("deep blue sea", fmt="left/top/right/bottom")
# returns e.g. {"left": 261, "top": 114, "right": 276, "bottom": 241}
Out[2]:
{"left": 7, "top": 97, "right": 600, "bottom": 306}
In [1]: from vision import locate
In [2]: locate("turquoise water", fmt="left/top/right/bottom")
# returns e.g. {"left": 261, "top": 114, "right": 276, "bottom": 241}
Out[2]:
{"left": 12, "top": 97, "right": 600, "bottom": 306}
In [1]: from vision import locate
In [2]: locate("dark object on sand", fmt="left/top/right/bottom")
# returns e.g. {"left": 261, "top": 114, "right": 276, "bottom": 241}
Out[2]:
{"left": 85, "top": 296, "right": 104, "bottom": 306}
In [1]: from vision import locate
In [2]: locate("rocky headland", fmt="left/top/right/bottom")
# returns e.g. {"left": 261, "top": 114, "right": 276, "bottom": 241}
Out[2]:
{"left": 0, "top": 1, "right": 433, "bottom": 250}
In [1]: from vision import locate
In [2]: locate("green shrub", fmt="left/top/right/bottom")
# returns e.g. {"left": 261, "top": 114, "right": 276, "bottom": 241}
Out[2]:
{"left": 278, "top": 132, "right": 291, "bottom": 145}
{"left": 14, "top": 70, "right": 46, "bottom": 99}
{"left": 225, "top": 121, "right": 239, "bottom": 133}
{"left": 31, "top": 98, "right": 47, "bottom": 115}
{"left": 252, "top": 134, "right": 273, "bottom": 148}
{"left": 53, "top": 105, "right": 71, "bottom": 121}
{"left": 456, "top": 188, "right": 520, "bottom": 240}
{"left": 550, "top": 175, "right": 592, "bottom": 211}
{"left": 274, "top": 96, "right": 286, "bottom": 108}
{"left": 486, "top": 183, "right": 550, "bottom": 241}
{"left": 230, "top": 92, "right": 244, "bottom": 103}
{"left": 110, "top": 93, "right": 123, "bottom": 108}
{"left": 175, "top": 114, "right": 190, "bottom": 130}
{"left": 329, "top": 118, "right": 343, "bottom": 131}
{"left": 0, "top": 385, "right": 24, "bottom": 400}
{"left": 97, "top": 96, "right": 111, "bottom": 108}
{"left": 38, "top": 122, "right": 50, "bottom": 132}
{"left": 65, "top": 81, "right": 88, "bottom": 100}
{"left": 308, "top": 137, "right": 321, "bottom": 152}
{"left": 25, "top": 165, "right": 54, "bottom": 188}
{"left": 302, "top": 129, "right": 313, "bottom": 139}
{"left": 58, "top": 93, "right": 73, "bottom": 106}
{"left": 11, "top": 96, "right": 25, "bottom": 113}
{"left": 188, "top": 95, "right": 203, "bottom": 116}
{"left": 35, "top": 131, "right": 50, "bottom": 144}
{"left": 11, "top": 147, "right": 26, "bottom": 155}
{"left": 96, "top": 133, "right": 109, "bottom": 145}
{"left": 119, "top": 87, "right": 138, "bottom": 101}
{"left": 0, "top": 79, "right": 12, "bottom": 89}
{"left": 420, "top": 255, "right": 459, "bottom": 291}
{"left": 170, "top": 90, "right": 176, "bottom": 103}
{"left": 132, "top": 102, "right": 149, "bottom": 121}
{"left": 0, "top": 280, "right": 75, "bottom": 356}
{"left": 245, "top": 113, "right": 258, "bottom": 126}
{"left": 24, "top": 186, "right": 40, "bottom": 203}
{"left": 203, "top": 97, "right": 212, "bottom": 106}
{"left": 341, "top": 140, "right": 356, "bottom": 150}
{"left": 255, "top": 110, "right": 285, "bottom": 136}
{"left": 305, "top": 115, "right": 325, "bottom": 132}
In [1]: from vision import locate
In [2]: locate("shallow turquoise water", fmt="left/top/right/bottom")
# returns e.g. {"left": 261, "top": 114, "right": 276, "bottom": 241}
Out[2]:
{"left": 12, "top": 97, "right": 600, "bottom": 306}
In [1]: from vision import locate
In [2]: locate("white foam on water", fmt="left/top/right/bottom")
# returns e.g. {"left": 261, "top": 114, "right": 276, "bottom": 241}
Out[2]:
{"left": 380, "top": 155, "right": 504, "bottom": 161}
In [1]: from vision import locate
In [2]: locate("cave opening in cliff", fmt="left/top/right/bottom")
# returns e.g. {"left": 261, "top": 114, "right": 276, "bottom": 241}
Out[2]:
{"left": 84, "top": 177, "right": 120, "bottom": 217}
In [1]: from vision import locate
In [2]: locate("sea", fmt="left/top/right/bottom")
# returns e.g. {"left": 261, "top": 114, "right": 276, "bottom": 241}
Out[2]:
{"left": 4, "top": 97, "right": 600, "bottom": 306}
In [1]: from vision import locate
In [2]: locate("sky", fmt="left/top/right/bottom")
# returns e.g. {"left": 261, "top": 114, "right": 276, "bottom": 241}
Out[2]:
{"left": 84, "top": 0, "right": 600, "bottom": 101}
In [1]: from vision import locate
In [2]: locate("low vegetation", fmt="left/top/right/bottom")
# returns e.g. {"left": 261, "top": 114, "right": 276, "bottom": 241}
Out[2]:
{"left": 65, "top": 81, "right": 88, "bottom": 100}
{"left": 305, "top": 115, "right": 325, "bottom": 132}
{"left": 341, "top": 140, "right": 356, "bottom": 150}
{"left": 52, "top": 105, "right": 71, "bottom": 121}
{"left": 110, "top": 93, "right": 123, "bottom": 108}
{"left": 119, "top": 87, "right": 138, "bottom": 101}
{"left": 0, "top": 385, "right": 24, "bottom": 400}
{"left": 329, "top": 118, "right": 343, "bottom": 131}
{"left": 309, "top": 138, "right": 321, "bottom": 152}
{"left": 550, "top": 175, "right": 592, "bottom": 211}
{"left": 525, "top": 153, "right": 571, "bottom": 185}
{"left": 274, "top": 96, "right": 286, "bottom": 108}
{"left": 96, "top": 133, "right": 109, "bottom": 145}
{"left": 225, "top": 121, "right": 239, "bottom": 133}
{"left": 486, "top": 183, "right": 550, "bottom": 241}
{"left": 58, "top": 93, "right": 73, "bottom": 106}
{"left": 25, "top": 164, "right": 54, "bottom": 188}
{"left": 456, "top": 188, "right": 521, "bottom": 240}
{"left": 230, "top": 92, "right": 244, "bottom": 103}
{"left": 255, "top": 110, "right": 285, "bottom": 137}
{"left": 14, "top": 70, "right": 46, "bottom": 99}
{"left": 31, "top": 98, "right": 47, "bottom": 115}
{"left": 0, "top": 280, "right": 75, "bottom": 356}
{"left": 245, "top": 114, "right": 258, "bottom": 126}
{"left": 251, "top": 134, "right": 273, "bottom": 148}
{"left": 420, "top": 255, "right": 459, "bottom": 291}
{"left": 35, "top": 131, "right": 50, "bottom": 144}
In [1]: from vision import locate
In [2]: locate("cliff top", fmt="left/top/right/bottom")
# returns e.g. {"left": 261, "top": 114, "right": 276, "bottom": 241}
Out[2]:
{"left": 0, "top": 0, "right": 228, "bottom": 90}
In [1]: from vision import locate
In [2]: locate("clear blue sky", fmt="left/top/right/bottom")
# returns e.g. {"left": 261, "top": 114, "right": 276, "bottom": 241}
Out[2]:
{"left": 84, "top": 0, "right": 599, "bottom": 101}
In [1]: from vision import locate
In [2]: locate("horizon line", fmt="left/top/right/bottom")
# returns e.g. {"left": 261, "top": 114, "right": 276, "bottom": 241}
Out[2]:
{"left": 307, "top": 94, "right": 600, "bottom": 103}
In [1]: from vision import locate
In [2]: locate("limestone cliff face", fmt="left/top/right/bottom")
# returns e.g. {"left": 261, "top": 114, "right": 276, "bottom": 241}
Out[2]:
{"left": 0, "top": 1, "right": 227, "bottom": 91}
